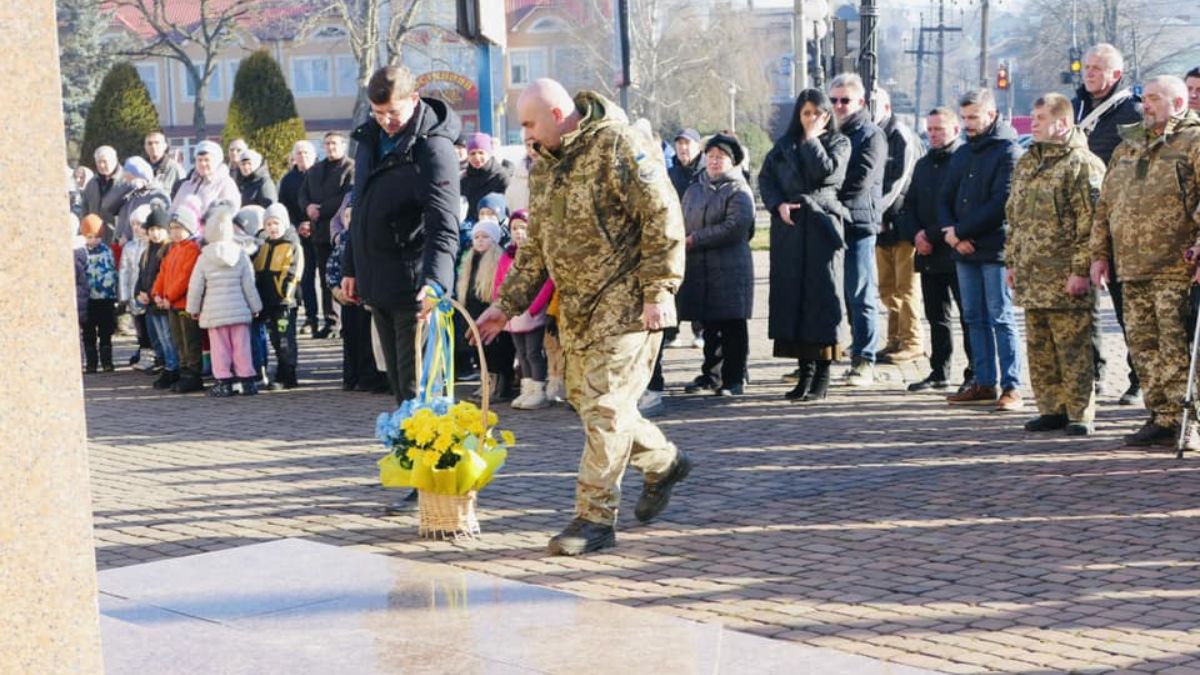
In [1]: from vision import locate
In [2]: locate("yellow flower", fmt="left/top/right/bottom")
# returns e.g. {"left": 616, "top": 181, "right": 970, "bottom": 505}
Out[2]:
{"left": 500, "top": 430, "right": 516, "bottom": 447}
{"left": 487, "top": 411, "right": 499, "bottom": 426}
{"left": 405, "top": 448, "right": 420, "bottom": 462}
{"left": 433, "top": 432, "right": 454, "bottom": 453}
{"left": 421, "top": 450, "right": 439, "bottom": 467}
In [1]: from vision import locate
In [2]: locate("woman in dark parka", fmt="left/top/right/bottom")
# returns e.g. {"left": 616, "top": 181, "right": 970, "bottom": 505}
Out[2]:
{"left": 676, "top": 133, "right": 756, "bottom": 395}
{"left": 758, "top": 88, "right": 852, "bottom": 401}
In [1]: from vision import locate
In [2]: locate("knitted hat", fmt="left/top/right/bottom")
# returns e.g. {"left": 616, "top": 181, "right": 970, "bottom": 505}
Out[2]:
{"left": 194, "top": 140, "right": 223, "bottom": 165}
{"left": 509, "top": 208, "right": 529, "bottom": 225}
{"left": 473, "top": 218, "right": 503, "bottom": 246}
{"left": 264, "top": 202, "right": 291, "bottom": 231}
{"left": 476, "top": 192, "right": 508, "bottom": 220}
{"left": 129, "top": 204, "right": 153, "bottom": 226}
{"left": 169, "top": 208, "right": 198, "bottom": 236}
{"left": 704, "top": 133, "right": 746, "bottom": 166}
{"left": 674, "top": 128, "right": 701, "bottom": 143}
{"left": 234, "top": 205, "right": 265, "bottom": 237}
{"left": 80, "top": 214, "right": 104, "bottom": 237}
{"left": 204, "top": 205, "right": 235, "bottom": 244}
{"left": 466, "top": 132, "right": 493, "bottom": 154}
{"left": 123, "top": 156, "right": 154, "bottom": 183}
{"left": 144, "top": 205, "right": 169, "bottom": 230}
{"left": 203, "top": 199, "right": 237, "bottom": 226}
{"left": 239, "top": 149, "right": 263, "bottom": 172}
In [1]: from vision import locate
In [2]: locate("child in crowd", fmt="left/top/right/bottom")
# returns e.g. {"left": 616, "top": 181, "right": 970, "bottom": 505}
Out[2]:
{"left": 118, "top": 204, "right": 154, "bottom": 371}
{"left": 544, "top": 289, "right": 566, "bottom": 404}
{"left": 328, "top": 196, "right": 388, "bottom": 393}
{"left": 234, "top": 205, "right": 270, "bottom": 387}
{"left": 137, "top": 206, "right": 179, "bottom": 389}
{"left": 495, "top": 209, "right": 554, "bottom": 410}
{"left": 457, "top": 217, "right": 514, "bottom": 401}
{"left": 70, "top": 214, "right": 88, "bottom": 329}
{"left": 186, "top": 206, "right": 263, "bottom": 397}
{"left": 254, "top": 203, "right": 302, "bottom": 390}
{"left": 80, "top": 214, "right": 118, "bottom": 373}
{"left": 152, "top": 209, "right": 204, "bottom": 393}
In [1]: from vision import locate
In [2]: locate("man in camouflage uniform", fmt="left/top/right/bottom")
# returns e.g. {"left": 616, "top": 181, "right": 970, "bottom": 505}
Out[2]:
{"left": 1007, "top": 93, "right": 1106, "bottom": 436}
{"left": 477, "top": 78, "right": 689, "bottom": 555}
{"left": 1091, "top": 76, "right": 1200, "bottom": 450}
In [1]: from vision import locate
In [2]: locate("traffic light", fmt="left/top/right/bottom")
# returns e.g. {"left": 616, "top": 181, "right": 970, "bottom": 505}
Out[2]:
{"left": 1069, "top": 47, "right": 1082, "bottom": 75}
{"left": 996, "top": 64, "right": 1010, "bottom": 90}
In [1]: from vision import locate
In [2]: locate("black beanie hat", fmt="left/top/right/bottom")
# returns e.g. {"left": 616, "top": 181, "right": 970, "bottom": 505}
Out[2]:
{"left": 144, "top": 204, "right": 169, "bottom": 230}
{"left": 704, "top": 133, "right": 746, "bottom": 166}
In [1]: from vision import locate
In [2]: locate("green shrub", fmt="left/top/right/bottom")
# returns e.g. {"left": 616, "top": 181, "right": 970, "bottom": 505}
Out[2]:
{"left": 224, "top": 50, "right": 306, "bottom": 178}
{"left": 80, "top": 62, "right": 160, "bottom": 169}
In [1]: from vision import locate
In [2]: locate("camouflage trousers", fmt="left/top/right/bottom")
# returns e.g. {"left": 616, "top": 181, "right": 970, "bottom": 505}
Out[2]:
{"left": 565, "top": 331, "right": 679, "bottom": 526}
{"left": 1123, "top": 279, "right": 1191, "bottom": 427}
{"left": 1025, "top": 308, "right": 1096, "bottom": 422}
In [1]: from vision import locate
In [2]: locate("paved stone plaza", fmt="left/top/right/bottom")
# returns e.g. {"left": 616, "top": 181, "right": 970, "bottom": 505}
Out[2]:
{"left": 87, "top": 252, "right": 1200, "bottom": 674}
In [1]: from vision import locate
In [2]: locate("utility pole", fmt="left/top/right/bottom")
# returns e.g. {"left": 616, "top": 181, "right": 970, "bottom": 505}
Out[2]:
{"left": 860, "top": 0, "right": 878, "bottom": 107}
{"left": 617, "top": 0, "right": 632, "bottom": 111}
{"left": 794, "top": 0, "right": 807, "bottom": 94}
{"left": 978, "top": 0, "right": 990, "bottom": 88}
{"left": 912, "top": 0, "right": 961, "bottom": 107}
{"left": 905, "top": 15, "right": 928, "bottom": 116}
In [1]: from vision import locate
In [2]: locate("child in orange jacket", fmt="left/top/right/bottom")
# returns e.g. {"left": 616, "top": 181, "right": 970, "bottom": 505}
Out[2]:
{"left": 152, "top": 209, "right": 204, "bottom": 393}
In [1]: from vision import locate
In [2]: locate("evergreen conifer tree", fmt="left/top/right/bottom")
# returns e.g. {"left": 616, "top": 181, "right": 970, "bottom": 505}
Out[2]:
{"left": 224, "top": 51, "right": 307, "bottom": 178}
{"left": 58, "top": 0, "right": 121, "bottom": 163}
{"left": 80, "top": 62, "right": 161, "bottom": 170}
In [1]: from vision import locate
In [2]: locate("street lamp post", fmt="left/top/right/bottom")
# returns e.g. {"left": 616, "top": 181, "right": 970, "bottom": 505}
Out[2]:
{"left": 728, "top": 83, "right": 737, "bottom": 133}
{"left": 860, "top": 0, "right": 878, "bottom": 108}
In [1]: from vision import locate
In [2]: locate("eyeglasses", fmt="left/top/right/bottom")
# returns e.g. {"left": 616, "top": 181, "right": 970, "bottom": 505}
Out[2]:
{"left": 831, "top": 97, "right": 854, "bottom": 105}
{"left": 371, "top": 109, "right": 408, "bottom": 122}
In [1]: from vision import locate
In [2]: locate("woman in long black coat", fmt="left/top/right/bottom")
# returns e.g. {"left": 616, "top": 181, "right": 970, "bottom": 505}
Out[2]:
{"left": 758, "top": 88, "right": 852, "bottom": 401}
{"left": 676, "top": 133, "right": 756, "bottom": 395}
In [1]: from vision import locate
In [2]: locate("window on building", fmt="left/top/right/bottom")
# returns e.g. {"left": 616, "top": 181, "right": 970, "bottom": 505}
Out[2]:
{"left": 529, "top": 17, "right": 569, "bottom": 33}
{"left": 134, "top": 63, "right": 159, "bottom": 103}
{"left": 181, "top": 61, "right": 222, "bottom": 100}
{"left": 227, "top": 59, "right": 242, "bottom": 88}
{"left": 509, "top": 48, "right": 547, "bottom": 87}
{"left": 291, "top": 56, "right": 332, "bottom": 97}
{"left": 336, "top": 55, "right": 359, "bottom": 97}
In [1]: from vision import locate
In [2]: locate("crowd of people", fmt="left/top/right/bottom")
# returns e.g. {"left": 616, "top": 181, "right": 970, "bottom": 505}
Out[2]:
{"left": 68, "top": 51, "right": 1200, "bottom": 449}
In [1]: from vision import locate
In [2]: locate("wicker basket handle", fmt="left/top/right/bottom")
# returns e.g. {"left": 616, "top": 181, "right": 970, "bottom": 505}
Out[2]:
{"left": 414, "top": 296, "right": 490, "bottom": 427}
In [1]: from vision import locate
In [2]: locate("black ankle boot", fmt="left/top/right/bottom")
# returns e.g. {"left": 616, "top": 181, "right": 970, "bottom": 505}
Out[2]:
{"left": 800, "top": 360, "right": 831, "bottom": 401}
{"left": 100, "top": 345, "right": 114, "bottom": 372}
{"left": 786, "top": 360, "right": 816, "bottom": 400}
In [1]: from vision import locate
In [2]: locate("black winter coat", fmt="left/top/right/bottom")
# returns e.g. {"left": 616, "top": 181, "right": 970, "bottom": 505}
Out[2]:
{"left": 300, "top": 157, "right": 354, "bottom": 246}
{"left": 1072, "top": 81, "right": 1143, "bottom": 165}
{"left": 460, "top": 157, "right": 512, "bottom": 222}
{"left": 277, "top": 167, "right": 307, "bottom": 227}
{"left": 898, "top": 139, "right": 963, "bottom": 274}
{"left": 937, "top": 120, "right": 1021, "bottom": 264}
{"left": 237, "top": 165, "right": 277, "bottom": 209}
{"left": 668, "top": 155, "right": 702, "bottom": 202}
{"left": 676, "top": 169, "right": 756, "bottom": 322}
{"left": 759, "top": 130, "right": 853, "bottom": 346}
{"left": 345, "top": 98, "right": 461, "bottom": 310}
{"left": 836, "top": 108, "right": 887, "bottom": 240}
{"left": 877, "top": 114, "right": 925, "bottom": 245}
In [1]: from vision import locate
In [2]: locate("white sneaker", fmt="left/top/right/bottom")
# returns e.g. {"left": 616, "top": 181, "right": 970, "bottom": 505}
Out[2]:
{"left": 520, "top": 381, "right": 551, "bottom": 410}
{"left": 546, "top": 377, "right": 566, "bottom": 403}
{"left": 511, "top": 378, "right": 534, "bottom": 409}
{"left": 638, "top": 389, "right": 665, "bottom": 417}
{"left": 692, "top": 337, "right": 705, "bottom": 349}
{"left": 845, "top": 359, "right": 875, "bottom": 387}
{"left": 132, "top": 349, "right": 155, "bottom": 371}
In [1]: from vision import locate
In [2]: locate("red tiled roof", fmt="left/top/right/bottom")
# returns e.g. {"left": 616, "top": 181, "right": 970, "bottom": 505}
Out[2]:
{"left": 105, "top": 0, "right": 316, "bottom": 43}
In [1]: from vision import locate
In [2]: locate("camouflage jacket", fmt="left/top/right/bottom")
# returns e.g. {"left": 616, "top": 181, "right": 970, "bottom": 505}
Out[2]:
{"left": 1007, "top": 128, "right": 1106, "bottom": 310}
{"left": 1090, "top": 113, "right": 1200, "bottom": 282}
{"left": 496, "top": 91, "right": 685, "bottom": 351}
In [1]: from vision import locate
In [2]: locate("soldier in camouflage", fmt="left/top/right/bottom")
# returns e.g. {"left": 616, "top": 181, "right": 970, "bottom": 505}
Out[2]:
{"left": 476, "top": 79, "right": 689, "bottom": 555}
{"left": 1090, "top": 75, "right": 1200, "bottom": 450}
{"left": 1007, "top": 93, "right": 1106, "bottom": 436}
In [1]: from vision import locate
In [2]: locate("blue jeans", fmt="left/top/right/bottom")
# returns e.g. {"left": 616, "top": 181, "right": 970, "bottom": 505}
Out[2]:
{"left": 844, "top": 234, "right": 880, "bottom": 362}
{"left": 146, "top": 312, "right": 178, "bottom": 372}
{"left": 251, "top": 318, "right": 268, "bottom": 371}
{"left": 956, "top": 261, "right": 1021, "bottom": 390}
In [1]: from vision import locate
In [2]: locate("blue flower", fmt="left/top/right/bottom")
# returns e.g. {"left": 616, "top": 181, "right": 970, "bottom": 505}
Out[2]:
{"left": 375, "top": 412, "right": 392, "bottom": 444}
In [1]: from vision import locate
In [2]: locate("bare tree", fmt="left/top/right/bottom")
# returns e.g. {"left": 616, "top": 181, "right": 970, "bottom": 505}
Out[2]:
{"left": 109, "top": 0, "right": 267, "bottom": 141}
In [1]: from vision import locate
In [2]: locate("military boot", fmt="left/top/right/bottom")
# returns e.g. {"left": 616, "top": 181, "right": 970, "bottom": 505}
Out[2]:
{"left": 635, "top": 450, "right": 693, "bottom": 523}
{"left": 1125, "top": 419, "right": 1174, "bottom": 447}
{"left": 547, "top": 518, "right": 616, "bottom": 556}
{"left": 1024, "top": 414, "right": 1068, "bottom": 432}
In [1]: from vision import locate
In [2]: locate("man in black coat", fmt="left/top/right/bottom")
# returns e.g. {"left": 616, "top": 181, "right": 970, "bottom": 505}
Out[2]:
{"left": 940, "top": 88, "right": 1023, "bottom": 411}
{"left": 1072, "top": 42, "right": 1144, "bottom": 405}
{"left": 901, "top": 107, "right": 972, "bottom": 392}
{"left": 341, "top": 65, "right": 460, "bottom": 408}
{"left": 830, "top": 73, "right": 887, "bottom": 386}
{"left": 667, "top": 128, "right": 703, "bottom": 201}
{"left": 278, "top": 140, "right": 321, "bottom": 335}
{"left": 300, "top": 131, "right": 354, "bottom": 338}
{"left": 874, "top": 88, "right": 926, "bottom": 365}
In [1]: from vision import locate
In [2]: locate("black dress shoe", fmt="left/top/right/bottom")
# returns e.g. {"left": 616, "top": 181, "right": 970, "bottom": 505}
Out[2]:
{"left": 1125, "top": 420, "right": 1175, "bottom": 446}
{"left": 547, "top": 518, "right": 617, "bottom": 556}
{"left": 635, "top": 451, "right": 692, "bottom": 523}
{"left": 1024, "top": 414, "right": 1069, "bottom": 432}
{"left": 907, "top": 375, "right": 949, "bottom": 392}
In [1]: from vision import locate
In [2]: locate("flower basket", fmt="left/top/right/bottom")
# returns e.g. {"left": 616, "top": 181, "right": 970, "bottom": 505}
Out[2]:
{"left": 373, "top": 289, "right": 513, "bottom": 541}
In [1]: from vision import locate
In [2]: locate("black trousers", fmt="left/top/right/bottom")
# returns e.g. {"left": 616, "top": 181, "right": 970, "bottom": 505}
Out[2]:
{"left": 314, "top": 241, "right": 336, "bottom": 327}
{"left": 484, "top": 331, "right": 515, "bottom": 381}
{"left": 702, "top": 319, "right": 748, "bottom": 388}
{"left": 370, "top": 304, "right": 419, "bottom": 405}
{"left": 82, "top": 299, "right": 116, "bottom": 367}
{"left": 340, "top": 303, "right": 384, "bottom": 387}
{"left": 265, "top": 306, "right": 299, "bottom": 384}
{"left": 920, "top": 270, "right": 973, "bottom": 382}
{"left": 298, "top": 236, "right": 319, "bottom": 328}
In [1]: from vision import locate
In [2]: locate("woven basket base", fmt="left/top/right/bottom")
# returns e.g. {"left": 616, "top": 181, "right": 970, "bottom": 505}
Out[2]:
{"left": 418, "top": 490, "right": 481, "bottom": 541}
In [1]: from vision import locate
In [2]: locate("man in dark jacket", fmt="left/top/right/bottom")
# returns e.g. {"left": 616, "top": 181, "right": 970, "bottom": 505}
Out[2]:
{"left": 341, "top": 65, "right": 460, "bottom": 407}
{"left": 300, "top": 131, "right": 354, "bottom": 338}
{"left": 874, "top": 88, "right": 926, "bottom": 365}
{"left": 830, "top": 73, "right": 887, "bottom": 386}
{"left": 667, "top": 128, "right": 703, "bottom": 201}
{"left": 278, "top": 140, "right": 321, "bottom": 336}
{"left": 143, "top": 131, "right": 183, "bottom": 198}
{"left": 235, "top": 149, "right": 278, "bottom": 209}
{"left": 1072, "top": 43, "right": 1145, "bottom": 405}
{"left": 940, "top": 88, "right": 1024, "bottom": 410}
{"left": 901, "top": 107, "right": 972, "bottom": 393}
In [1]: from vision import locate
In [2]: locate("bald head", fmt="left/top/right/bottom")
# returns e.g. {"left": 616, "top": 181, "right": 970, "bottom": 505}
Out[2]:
{"left": 517, "top": 78, "right": 579, "bottom": 153}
